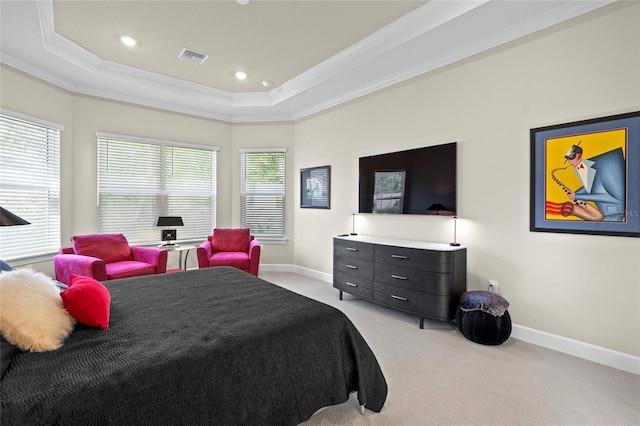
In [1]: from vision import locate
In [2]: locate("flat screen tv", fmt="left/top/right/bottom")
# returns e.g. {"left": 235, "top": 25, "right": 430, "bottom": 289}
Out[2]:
{"left": 358, "top": 142, "right": 457, "bottom": 215}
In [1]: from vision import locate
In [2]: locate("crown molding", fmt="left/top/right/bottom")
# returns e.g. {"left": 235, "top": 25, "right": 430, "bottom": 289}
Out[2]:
{"left": 1, "top": 0, "right": 615, "bottom": 123}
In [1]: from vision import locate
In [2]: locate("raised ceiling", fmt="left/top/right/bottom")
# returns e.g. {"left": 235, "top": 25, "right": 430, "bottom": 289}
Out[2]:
{"left": 52, "top": 0, "right": 424, "bottom": 93}
{"left": 0, "top": 0, "right": 614, "bottom": 122}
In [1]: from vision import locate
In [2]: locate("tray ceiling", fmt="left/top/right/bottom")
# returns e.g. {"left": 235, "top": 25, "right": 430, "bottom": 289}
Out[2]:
{"left": 0, "top": 0, "right": 614, "bottom": 122}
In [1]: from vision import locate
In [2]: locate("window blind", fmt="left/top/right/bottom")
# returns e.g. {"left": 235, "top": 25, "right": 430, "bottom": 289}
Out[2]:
{"left": 0, "top": 112, "right": 61, "bottom": 261}
{"left": 97, "top": 135, "right": 217, "bottom": 245}
{"left": 240, "top": 149, "right": 286, "bottom": 239}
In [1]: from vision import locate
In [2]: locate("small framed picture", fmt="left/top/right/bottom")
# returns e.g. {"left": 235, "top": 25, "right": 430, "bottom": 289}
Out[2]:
{"left": 530, "top": 111, "right": 640, "bottom": 237}
{"left": 300, "top": 165, "right": 330, "bottom": 209}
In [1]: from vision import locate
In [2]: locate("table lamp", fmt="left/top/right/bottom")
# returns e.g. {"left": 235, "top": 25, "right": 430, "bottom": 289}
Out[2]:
{"left": 156, "top": 216, "right": 184, "bottom": 247}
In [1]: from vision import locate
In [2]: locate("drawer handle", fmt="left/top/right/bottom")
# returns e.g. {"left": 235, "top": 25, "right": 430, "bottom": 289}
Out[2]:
{"left": 391, "top": 274, "right": 408, "bottom": 280}
{"left": 391, "top": 294, "right": 408, "bottom": 301}
{"left": 391, "top": 254, "right": 408, "bottom": 259}
{"left": 346, "top": 264, "right": 357, "bottom": 269}
{"left": 346, "top": 247, "right": 358, "bottom": 252}
{"left": 346, "top": 282, "right": 358, "bottom": 287}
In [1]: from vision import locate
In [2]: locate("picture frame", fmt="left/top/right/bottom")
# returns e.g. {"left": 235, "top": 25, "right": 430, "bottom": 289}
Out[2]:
{"left": 300, "top": 165, "right": 330, "bottom": 209}
{"left": 530, "top": 111, "right": 640, "bottom": 237}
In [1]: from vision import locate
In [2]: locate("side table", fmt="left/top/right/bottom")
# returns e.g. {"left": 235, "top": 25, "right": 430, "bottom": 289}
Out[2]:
{"left": 161, "top": 244, "right": 196, "bottom": 270}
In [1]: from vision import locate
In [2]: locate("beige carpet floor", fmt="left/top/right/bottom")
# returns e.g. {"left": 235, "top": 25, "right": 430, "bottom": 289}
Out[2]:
{"left": 259, "top": 271, "right": 640, "bottom": 426}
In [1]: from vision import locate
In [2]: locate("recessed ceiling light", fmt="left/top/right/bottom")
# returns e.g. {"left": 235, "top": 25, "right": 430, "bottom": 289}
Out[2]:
{"left": 235, "top": 71, "right": 247, "bottom": 80}
{"left": 262, "top": 80, "right": 273, "bottom": 88}
{"left": 236, "top": 0, "right": 250, "bottom": 5}
{"left": 120, "top": 36, "right": 137, "bottom": 47}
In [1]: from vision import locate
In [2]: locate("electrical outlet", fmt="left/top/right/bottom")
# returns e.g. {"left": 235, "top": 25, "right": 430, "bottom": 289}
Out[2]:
{"left": 488, "top": 280, "right": 498, "bottom": 293}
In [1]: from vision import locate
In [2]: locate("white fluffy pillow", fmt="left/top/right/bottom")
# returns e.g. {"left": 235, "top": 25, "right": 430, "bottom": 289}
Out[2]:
{"left": 0, "top": 269, "right": 76, "bottom": 352}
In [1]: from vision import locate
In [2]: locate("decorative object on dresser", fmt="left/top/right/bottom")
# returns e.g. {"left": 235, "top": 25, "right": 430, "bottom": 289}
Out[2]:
{"left": 450, "top": 216, "right": 460, "bottom": 246}
{"left": 426, "top": 203, "right": 460, "bottom": 246}
{"left": 333, "top": 235, "right": 467, "bottom": 329}
{"left": 351, "top": 212, "right": 358, "bottom": 235}
{"left": 156, "top": 216, "right": 184, "bottom": 246}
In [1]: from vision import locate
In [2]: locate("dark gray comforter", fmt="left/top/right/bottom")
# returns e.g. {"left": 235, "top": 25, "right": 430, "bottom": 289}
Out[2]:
{"left": 1, "top": 267, "right": 387, "bottom": 425}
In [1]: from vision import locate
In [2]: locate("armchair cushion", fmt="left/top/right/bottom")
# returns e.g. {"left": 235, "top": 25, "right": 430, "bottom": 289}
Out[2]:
{"left": 211, "top": 228, "right": 250, "bottom": 253}
{"left": 106, "top": 261, "right": 157, "bottom": 280}
{"left": 72, "top": 234, "right": 132, "bottom": 264}
{"left": 208, "top": 252, "right": 250, "bottom": 270}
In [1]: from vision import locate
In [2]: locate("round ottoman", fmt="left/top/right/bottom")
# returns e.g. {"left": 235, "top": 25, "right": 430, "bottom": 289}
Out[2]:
{"left": 456, "top": 291, "right": 512, "bottom": 345}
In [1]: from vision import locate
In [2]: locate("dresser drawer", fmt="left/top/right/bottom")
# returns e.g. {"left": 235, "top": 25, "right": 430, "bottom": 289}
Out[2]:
{"left": 373, "top": 282, "right": 456, "bottom": 321}
{"left": 374, "top": 263, "right": 453, "bottom": 295}
{"left": 333, "top": 271, "right": 373, "bottom": 299}
{"left": 374, "top": 245, "right": 452, "bottom": 273}
{"left": 334, "top": 239, "right": 374, "bottom": 261}
{"left": 334, "top": 257, "right": 373, "bottom": 280}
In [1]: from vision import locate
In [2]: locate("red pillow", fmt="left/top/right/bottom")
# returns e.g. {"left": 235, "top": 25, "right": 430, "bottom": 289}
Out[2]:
{"left": 211, "top": 228, "right": 250, "bottom": 252}
{"left": 60, "top": 274, "right": 111, "bottom": 329}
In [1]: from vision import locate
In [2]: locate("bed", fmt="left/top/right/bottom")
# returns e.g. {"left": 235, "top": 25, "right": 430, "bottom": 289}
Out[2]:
{"left": 1, "top": 267, "right": 387, "bottom": 425}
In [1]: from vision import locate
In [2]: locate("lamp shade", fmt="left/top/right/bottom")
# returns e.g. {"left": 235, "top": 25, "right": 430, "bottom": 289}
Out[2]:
{"left": 0, "top": 207, "right": 30, "bottom": 226}
{"left": 156, "top": 216, "right": 184, "bottom": 227}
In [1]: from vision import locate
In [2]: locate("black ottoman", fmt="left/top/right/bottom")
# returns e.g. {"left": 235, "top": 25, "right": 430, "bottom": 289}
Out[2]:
{"left": 456, "top": 291, "right": 512, "bottom": 345}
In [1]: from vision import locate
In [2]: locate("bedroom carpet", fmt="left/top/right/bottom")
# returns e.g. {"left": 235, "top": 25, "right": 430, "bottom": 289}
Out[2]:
{"left": 260, "top": 271, "right": 640, "bottom": 426}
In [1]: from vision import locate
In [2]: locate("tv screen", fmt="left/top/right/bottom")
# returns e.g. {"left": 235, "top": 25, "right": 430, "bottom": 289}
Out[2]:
{"left": 358, "top": 142, "right": 457, "bottom": 215}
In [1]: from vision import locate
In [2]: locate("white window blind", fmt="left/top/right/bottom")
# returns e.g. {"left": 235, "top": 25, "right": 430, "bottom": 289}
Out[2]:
{"left": 0, "top": 112, "right": 61, "bottom": 261}
{"left": 240, "top": 149, "right": 286, "bottom": 239}
{"left": 97, "top": 134, "right": 217, "bottom": 245}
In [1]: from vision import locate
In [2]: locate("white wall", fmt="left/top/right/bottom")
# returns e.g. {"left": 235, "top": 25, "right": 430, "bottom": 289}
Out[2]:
{"left": 1, "top": 2, "right": 638, "bottom": 358}
{"left": 294, "top": 2, "right": 640, "bottom": 357}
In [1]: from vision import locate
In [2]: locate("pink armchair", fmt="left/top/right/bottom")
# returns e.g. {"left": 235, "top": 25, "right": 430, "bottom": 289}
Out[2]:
{"left": 197, "top": 228, "right": 261, "bottom": 276}
{"left": 54, "top": 233, "right": 168, "bottom": 285}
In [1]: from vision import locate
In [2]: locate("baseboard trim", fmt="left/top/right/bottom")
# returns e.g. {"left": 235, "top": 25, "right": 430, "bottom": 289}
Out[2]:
{"left": 511, "top": 324, "right": 639, "bottom": 375}
{"left": 261, "top": 264, "right": 639, "bottom": 376}
{"left": 259, "top": 264, "right": 297, "bottom": 273}
{"left": 260, "top": 264, "right": 333, "bottom": 283}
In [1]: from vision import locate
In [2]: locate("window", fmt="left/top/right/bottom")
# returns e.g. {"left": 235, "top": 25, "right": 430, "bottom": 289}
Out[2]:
{"left": 0, "top": 111, "right": 62, "bottom": 261}
{"left": 240, "top": 149, "right": 286, "bottom": 241}
{"left": 97, "top": 133, "right": 217, "bottom": 245}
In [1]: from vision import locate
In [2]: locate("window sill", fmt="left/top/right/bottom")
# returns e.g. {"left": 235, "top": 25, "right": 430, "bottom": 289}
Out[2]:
{"left": 3, "top": 252, "right": 57, "bottom": 267}
{"left": 255, "top": 237, "right": 288, "bottom": 245}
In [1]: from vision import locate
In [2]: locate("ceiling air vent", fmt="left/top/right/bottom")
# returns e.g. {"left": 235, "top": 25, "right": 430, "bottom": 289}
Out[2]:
{"left": 179, "top": 48, "right": 208, "bottom": 64}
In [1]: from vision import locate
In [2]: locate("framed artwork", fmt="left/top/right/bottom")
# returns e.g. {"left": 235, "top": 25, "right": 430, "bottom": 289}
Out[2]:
{"left": 300, "top": 165, "right": 330, "bottom": 209}
{"left": 530, "top": 111, "right": 640, "bottom": 237}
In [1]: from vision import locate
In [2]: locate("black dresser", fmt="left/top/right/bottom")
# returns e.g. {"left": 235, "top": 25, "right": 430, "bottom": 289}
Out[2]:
{"left": 333, "top": 235, "right": 467, "bottom": 328}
